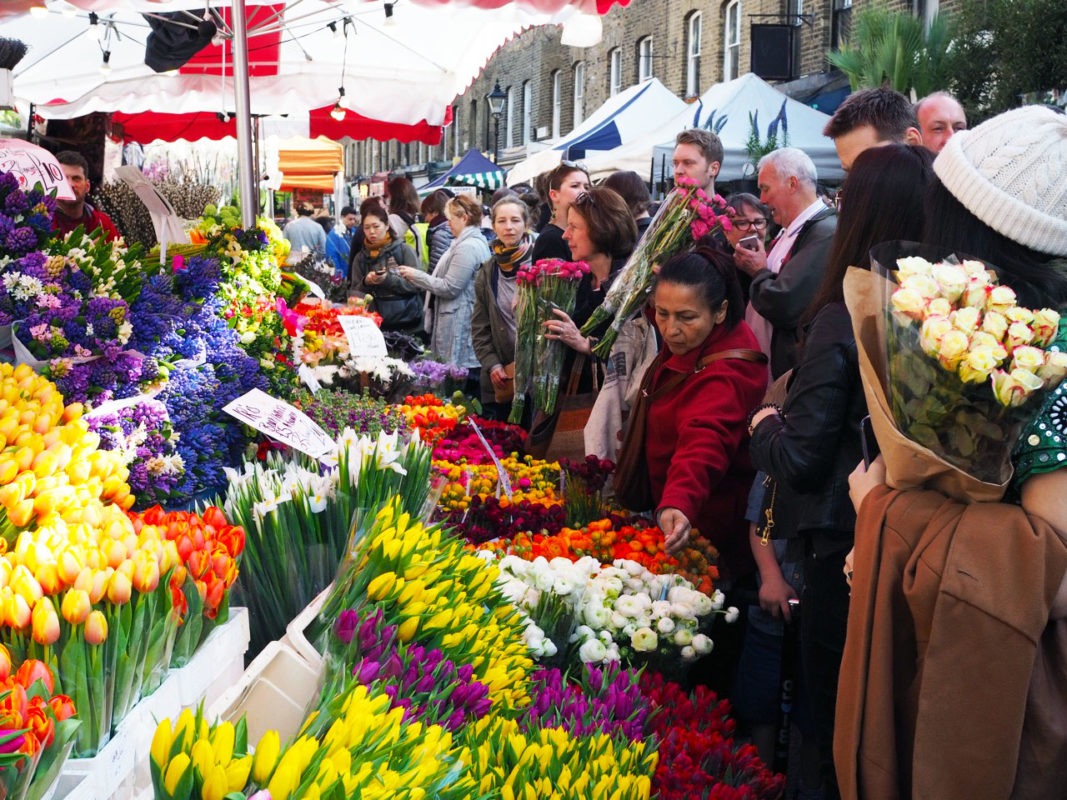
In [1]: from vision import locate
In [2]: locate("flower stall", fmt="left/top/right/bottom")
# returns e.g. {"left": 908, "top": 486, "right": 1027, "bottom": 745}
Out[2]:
{"left": 0, "top": 166, "right": 786, "bottom": 800}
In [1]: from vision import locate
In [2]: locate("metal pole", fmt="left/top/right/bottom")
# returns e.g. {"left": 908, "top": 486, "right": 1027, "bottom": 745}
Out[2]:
{"left": 493, "top": 116, "right": 500, "bottom": 164}
{"left": 232, "top": 0, "right": 256, "bottom": 228}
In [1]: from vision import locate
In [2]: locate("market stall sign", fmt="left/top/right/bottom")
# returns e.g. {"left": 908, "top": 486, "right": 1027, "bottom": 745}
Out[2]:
{"left": 338, "top": 315, "right": 387, "bottom": 358}
{"left": 223, "top": 388, "right": 334, "bottom": 459}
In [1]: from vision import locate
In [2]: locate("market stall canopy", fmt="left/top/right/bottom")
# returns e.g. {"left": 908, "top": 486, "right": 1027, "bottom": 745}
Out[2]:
{"left": 582, "top": 72, "right": 844, "bottom": 185}
{"left": 420, "top": 148, "right": 504, "bottom": 192}
{"left": 110, "top": 104, "right": 452, "bottom": 145}
{"left": 273, "top": 135, "right": 342, "bottom": 191}
{"left": 507, "top": 78, "right": 687, "bottom": 186}
{"left": 2, "top": 0, "right": 581, "bottom": 128}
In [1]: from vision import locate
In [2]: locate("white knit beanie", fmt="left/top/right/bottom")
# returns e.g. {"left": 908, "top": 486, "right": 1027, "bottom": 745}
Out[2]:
{"left": 933, "top": 105, "right": 1067, "bottom": 257}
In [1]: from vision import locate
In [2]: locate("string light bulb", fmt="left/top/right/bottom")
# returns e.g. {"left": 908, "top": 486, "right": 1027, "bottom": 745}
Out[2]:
{"left": 29, "top": 3, "right": 48, "bottom": 19}
{"left": 330, "top": 87, "right": 346, "bottom": 121}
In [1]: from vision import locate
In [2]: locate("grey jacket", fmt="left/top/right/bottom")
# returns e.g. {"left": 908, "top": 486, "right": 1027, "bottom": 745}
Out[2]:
{"left": 404, "top": 225, "right": 490, "bottom": 368}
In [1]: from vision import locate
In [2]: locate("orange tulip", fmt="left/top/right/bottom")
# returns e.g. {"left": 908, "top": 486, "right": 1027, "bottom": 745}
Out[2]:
{"left": 48, "top": 694, "right": 75, "bottom": 722}
{"left": 30, "top": 597, "right": 60, "bottom": 645}
{"left": 14, "top": 660, "right": 54, "bottom": 695}
{"left": 0, "top": 644, "right": 11, "bottom": 681}
{"left": 84, "top": 610, "right": 108, "bottom": 645}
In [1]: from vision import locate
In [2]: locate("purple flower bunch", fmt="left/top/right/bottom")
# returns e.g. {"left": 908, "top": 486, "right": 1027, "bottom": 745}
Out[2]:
{"left": 17, "top": 293, "right": 131, "bottom": 360}
{"left": 526, "top": 664, "right": 649, "bottom": 742}
{"left": 409, "top": 359, "right": 470, "bottom": 394}
{"left": 86, "top": 398, "right": 183, "bottom": 509}
{"left": 0, "top": 170, "right": 56, "bottom": 258}
{"left": 0, "top": 249, "right": 94, "bottom": 327}
{"left": 46, "top": 350, "right": 159, "bottom": 406}
{"left": 292, "top": 389, "right": 405, "bottom": 439}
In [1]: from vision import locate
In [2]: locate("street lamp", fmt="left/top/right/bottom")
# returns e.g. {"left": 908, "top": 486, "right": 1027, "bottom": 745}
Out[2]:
{"left": 487, "top": 81, "right": 507, "bottom": 164}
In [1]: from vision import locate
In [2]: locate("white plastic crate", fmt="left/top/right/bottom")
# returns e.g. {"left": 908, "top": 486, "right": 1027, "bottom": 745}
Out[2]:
{"left": 174, "top": 607, "right": 251, "bottom": 710}
{"left": 208, "top": 640, "right": 322, "bottom": 745}
{"left": 59, "top": 716, "right": 137, "bottom": 800}
{"left": 280, "top": 585, "right": 331, "bottom": 670}
{"left": 49, "top": 773, "right": 90, "bottom": 800}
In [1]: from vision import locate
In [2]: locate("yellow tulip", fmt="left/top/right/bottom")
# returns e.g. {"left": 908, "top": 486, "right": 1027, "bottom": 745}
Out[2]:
{"left": 251, "top": 729, "right": 281, "bottom": 784}
{"left": 34, "top": 561, "right": 60, "bottom": 595}
{"left": 163, "top": 752, "right": 192, "bottom": 797}
{"left": 150, "top": 719, "right": 172, "bottom": 769}
{"left": 201, "top": 764, "right": 228, "bottom": 800}
{"left": 106, "top": 569, "right": 131, "bottom": 605}
{"left": 30, "top": 597, "right": 59, "bottom": 645}
{"left": 1, "top": 590, "right": 30, "bottom": 629}
{"left": 84, "top": 609, "right": 108, "bottom": 645}
{"left": 190, "top": 739, "right": 215, "bottom": 780}
{"left": 60, "top": 588, "right": 91, "bottom": 626}
{"left": 210, "top": 721, "right": 235, "bottom": 767}
{"left": 397, "top": 617, "right": 418, "bottom": 643}
{"left": 7, "top": 498, "right": 34, "bottom": 529}
{"left": 224, "top": 754, "right": 252, "bottom": 791}
{"left": 131, "top": 551, "right": 160, "bottom": 594}
{"left": 56, "top": 549, "right": 83, "bottom": 586}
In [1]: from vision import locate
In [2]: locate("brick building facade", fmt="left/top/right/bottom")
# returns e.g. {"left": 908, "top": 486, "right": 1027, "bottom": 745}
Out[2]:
{"left": 346, "top": 0, "right": 953, "bottom": 184}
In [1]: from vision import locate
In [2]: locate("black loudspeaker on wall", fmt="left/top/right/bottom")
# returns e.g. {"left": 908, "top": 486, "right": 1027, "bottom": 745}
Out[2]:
{"left": 751, "top": 25, "right": 796, "bottom": 82}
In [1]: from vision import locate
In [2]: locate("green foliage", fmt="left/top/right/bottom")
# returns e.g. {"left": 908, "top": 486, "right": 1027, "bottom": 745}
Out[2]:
{"left": 744, "top": 102, "right": 789, "bottom": 176}
{"left": 946, "top": 0, "right": 1067, "bottom": 121}
{"left": 827, "top": 7, "right": 951, "bottom": 97}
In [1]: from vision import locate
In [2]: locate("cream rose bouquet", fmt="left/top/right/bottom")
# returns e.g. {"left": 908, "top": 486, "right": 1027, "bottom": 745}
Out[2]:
{"left": 877, "top": 243, "right": 1067, "bottom": 484}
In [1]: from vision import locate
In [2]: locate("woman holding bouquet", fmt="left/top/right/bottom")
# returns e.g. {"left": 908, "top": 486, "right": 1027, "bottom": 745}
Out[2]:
{"left": 471, "top": 196, "right": 535, "bottom": 420}
{"left": 747, "top": 143, "right": 934, "bottom": 800}
{"left": 350, "top": 200, "right": 423, "bottom": 334}
{"left": 839, "top": 106, "right": 1067, "bottom": 800}
{"left": 397, "top": 194, "right": 491, "bottom": 396}
{"left": 530, "top": 162, "right": 591, "bottom": 262}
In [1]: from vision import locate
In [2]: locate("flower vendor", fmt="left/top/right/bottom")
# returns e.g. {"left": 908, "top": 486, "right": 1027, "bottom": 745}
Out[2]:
{"left": 839, "top": 106, "right": 1067, "bottom": 800}
{"left": 748, "top": 143, "right": 934, "bottom": 799}
{"left": 52, "top": 151, "right": 120, "bottom": 243}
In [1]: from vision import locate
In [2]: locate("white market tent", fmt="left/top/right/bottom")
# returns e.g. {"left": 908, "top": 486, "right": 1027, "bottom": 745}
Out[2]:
{"left": 506, "top": 78, "right": 687, "bottom": 186}
{"left": 582, "top": 72, "right": 844, "bottom": 185}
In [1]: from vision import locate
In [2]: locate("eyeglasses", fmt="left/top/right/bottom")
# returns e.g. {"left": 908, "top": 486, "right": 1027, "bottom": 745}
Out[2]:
{"left": 731, "top": 217, "right": 767, "bottom": 231}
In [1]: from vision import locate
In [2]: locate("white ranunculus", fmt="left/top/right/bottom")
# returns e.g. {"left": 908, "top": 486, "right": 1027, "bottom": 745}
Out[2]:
{"left": 692, "top": 633, "right": 714, "bottom": 655}
{"left": 579, "top": 638, "right": 608, "bottom": 663}
{"left": 724, "top": 606, "right": 740, "bottom": 624}
{"left": 650, "top": 600, "right": 672, "bottom": 620}
{"left": 631, "top": 627, "right": 659, "bottom": 652}
{"left": 610, "top": 611, "right": 629, "bottom": 630}
{"left": 681, "top": 645, "right": 697, "bottom": 661}
{"left": 656, "top": 616, "right": 676, "bottom": 634}
{"left": 674, "top": 628, "right": 693, "bottom": 647}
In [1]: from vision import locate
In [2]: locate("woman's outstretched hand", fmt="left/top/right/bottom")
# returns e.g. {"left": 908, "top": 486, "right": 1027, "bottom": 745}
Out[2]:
{"left": 657, "top": 506, "right": 692, "bottom": 555}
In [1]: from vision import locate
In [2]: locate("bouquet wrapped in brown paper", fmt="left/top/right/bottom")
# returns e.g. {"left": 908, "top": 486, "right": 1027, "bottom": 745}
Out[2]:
{"left": 843, "top": 242, "right": 1067, "bottom": 503}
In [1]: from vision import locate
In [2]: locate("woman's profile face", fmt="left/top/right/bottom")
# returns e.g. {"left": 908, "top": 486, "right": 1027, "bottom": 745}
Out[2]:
{"left": 446, "top": 205, "right": 469, "bottom": 238}
{"left": 493, "top": 202, "right": 527, "bottom": 247}
{"left": 549, "top": 170, "right": 591, "bottom": 219}
{"left": 363, "top": 213, "right": 389, "bottom": 247}
{"left": 562, "top": 206, "right": 596, "bottom": 261}
{"left": 653, "top": 280, "right": 726, "bottom": 356}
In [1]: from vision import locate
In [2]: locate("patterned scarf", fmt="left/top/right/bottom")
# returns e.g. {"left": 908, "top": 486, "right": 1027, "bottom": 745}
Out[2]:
{"left": 492, "top": 232, "right": 535, "bottom": 272}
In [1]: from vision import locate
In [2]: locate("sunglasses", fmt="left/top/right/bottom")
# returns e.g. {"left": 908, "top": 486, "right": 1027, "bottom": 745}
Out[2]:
{"left": 558, "top": 158, "right": 588, "bottom": 173}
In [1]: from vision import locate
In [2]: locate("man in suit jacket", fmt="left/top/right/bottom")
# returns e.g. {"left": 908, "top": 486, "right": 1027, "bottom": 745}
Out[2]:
{"left": 733, "top": 147, "right": 836, "bottom": 380}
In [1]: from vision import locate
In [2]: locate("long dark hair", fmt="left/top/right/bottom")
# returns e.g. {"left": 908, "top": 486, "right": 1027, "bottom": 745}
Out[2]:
{"left": 802, "top": 144, "right": 933, "bottom": 328}
{"left": 657, "top": 245, "right": 744, "bottom": 329}
{"left": 385, "top": 176, "right": 420, "bottom": 218}
{"left": 923, "top": 179, "right": 1067, "bottom": 310}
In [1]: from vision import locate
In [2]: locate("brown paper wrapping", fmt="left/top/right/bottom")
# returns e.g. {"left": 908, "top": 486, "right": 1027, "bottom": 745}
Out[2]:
{"left": 843, "top": 267, "right": 1009, "bottom": 504}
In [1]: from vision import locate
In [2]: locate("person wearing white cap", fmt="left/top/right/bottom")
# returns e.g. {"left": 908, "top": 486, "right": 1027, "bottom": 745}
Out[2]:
{"left": 839, "top": 105, "right": 1067, "bottom": 800}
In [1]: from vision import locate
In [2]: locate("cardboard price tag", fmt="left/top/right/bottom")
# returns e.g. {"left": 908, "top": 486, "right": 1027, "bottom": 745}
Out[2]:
{"left": 223, "top": 389, "right": 334, "bottom": 459}
{"left": 338, "top": 315, "right": 387, "bottom": 358}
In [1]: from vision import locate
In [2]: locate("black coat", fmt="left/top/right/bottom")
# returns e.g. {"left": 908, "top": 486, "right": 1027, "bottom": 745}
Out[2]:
{"left": 749, "top": 301, "right": 867, "bottom": 557}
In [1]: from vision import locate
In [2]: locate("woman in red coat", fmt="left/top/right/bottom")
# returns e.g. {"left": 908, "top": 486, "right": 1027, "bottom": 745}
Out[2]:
{"left": 646, "top": 247, "right": 768, "bottom": 584}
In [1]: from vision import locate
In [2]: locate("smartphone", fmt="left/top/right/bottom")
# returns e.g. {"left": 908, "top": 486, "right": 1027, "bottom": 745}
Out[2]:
{"left": 738, "top": 235, "right": 761, "bottom": 251}
{"left": 860, "top": 415, "right": 879, "bottom": 469}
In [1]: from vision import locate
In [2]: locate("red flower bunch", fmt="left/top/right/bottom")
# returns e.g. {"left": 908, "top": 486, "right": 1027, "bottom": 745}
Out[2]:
{"left": 398, "top": 394, "right": 464, "bottom": 445}
{"left": 294, "top": 298, "right": 383, "bottom": 337}
{"left": 444, "top": 494, "right": 567, "bottom": 545}
{"left": 0, "top": 658, "right": 75, "bottom": 757}
{"left": 515, "top": 258, "right": 591, "bottom": 287}
{"left": 640, "top": 671, "right": 785, "bottom": 800}
{"left": 129, "top": 506, "right": 245, "bottom": 621}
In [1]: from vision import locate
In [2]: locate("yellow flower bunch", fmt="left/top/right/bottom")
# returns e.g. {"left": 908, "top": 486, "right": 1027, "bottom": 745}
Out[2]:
{"left": 150, "top": 707, "right": 254, "bottom": 800}
{"left": 324, "top": 502, "right": 533, "bottom": 713}
{"left": 461, "top": 716, "right": 657, "bottom": 800}
{"left": 433, "top": 454, "right": 561, "bottom": 512}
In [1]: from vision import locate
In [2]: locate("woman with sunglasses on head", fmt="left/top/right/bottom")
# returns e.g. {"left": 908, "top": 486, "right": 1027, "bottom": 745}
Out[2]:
{"left": 531, "top": 161, "right": 591, "bottom": 263}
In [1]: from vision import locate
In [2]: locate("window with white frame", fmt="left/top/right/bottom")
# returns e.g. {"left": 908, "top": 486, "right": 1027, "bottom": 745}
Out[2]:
{"left": 573, "top": 62, "right": 585, "bottom": 126}
{"left": 724, "top": 1, "right": 741, "bottom": 81}
{"left": 686, "top": 13, "right": 702, "bottom": 97}
{"left": 506, "top": 86, "right": 515, "bottom": 149}
{"left": 609, "top": 48, "right": 623, "bottom": 96}
{"left": 522, "top": 81, "right": 532, "bottom": 145}
{"left": 551, "top": 70, "right": 562, "bottom": 139}
{"left": 637, "top": 36, "right": 653, "bottom": 82}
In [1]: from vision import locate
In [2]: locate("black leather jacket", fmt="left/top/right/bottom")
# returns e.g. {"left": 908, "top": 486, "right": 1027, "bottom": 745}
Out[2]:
{"left": 749, "top": 301, "right": 867, "bottom": 556}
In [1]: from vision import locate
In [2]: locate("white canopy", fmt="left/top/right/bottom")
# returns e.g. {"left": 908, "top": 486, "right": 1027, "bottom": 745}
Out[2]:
{"left": 2, "top": 0, "right": 575, "bottom": 127}
{"left": 506, "top": 78, "right": 687, "bottom": 186}
{"left": 582, "top": 73, "right": 844, "bottom": 185}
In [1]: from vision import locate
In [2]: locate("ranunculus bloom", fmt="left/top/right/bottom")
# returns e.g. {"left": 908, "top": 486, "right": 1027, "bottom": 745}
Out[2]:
{"left": 630, "top": 627, "right": 658, "bottom": 653}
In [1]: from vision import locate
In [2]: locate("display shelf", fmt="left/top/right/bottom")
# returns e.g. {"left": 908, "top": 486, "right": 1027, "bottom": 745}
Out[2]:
{"left": 58, "top": 719, "right": 137, "bottom": 800}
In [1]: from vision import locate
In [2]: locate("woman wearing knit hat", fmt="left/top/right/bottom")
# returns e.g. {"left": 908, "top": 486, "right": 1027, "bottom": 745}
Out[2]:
{"left": 838, "top": 105, "right": 1067, "bottom": 800}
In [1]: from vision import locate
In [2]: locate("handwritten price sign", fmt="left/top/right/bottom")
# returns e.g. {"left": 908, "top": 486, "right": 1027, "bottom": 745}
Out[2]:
{"left": 338, "top": 314, "right": 387, "bottom": 358}
{"left": 223, "top": 389, "right": 334, "bottom": 459}
{"left": 0, "top": 139, "right": 74, "bottom": 200}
